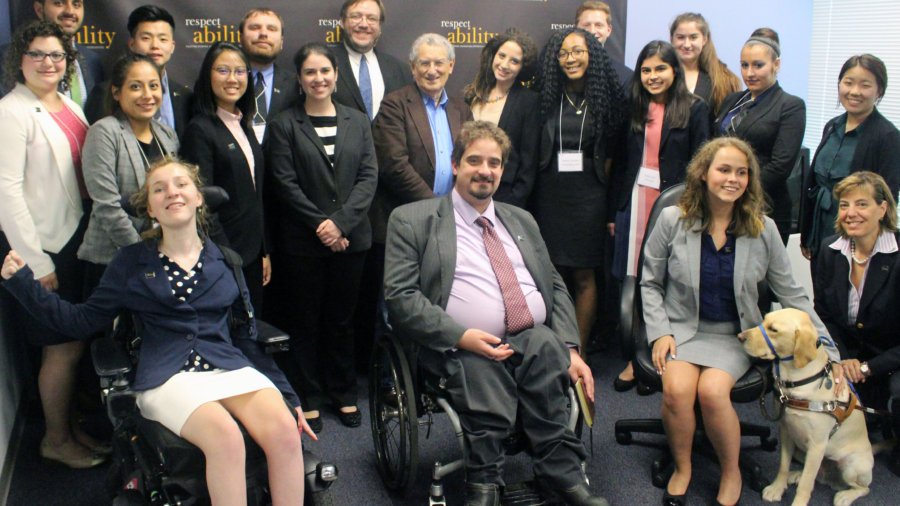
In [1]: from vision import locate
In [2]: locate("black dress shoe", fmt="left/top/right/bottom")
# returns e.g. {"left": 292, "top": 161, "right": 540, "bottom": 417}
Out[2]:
{"left": 613, "top": 376, "right": 637, "bottom": 392}
{"left": 306, "top": 415, "right": 323, "bottom": 434}
{"left": 662, "top": 489, "right": 686, "bottom": 506}
{"left": 337, "top": 408, "right": 362, "bottom": 428}
{"left": 551, "top": 482, "right": 609, "bottom": 506}
{"left": 465, "top": 482, "right": 499, "bottom": 506}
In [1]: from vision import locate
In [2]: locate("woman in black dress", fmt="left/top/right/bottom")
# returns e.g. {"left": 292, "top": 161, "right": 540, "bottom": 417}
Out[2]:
{"left": 532, "top": 27, "right": 625, "bottom": 352}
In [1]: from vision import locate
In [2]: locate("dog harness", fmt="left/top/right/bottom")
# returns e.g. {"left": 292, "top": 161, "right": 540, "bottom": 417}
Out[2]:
{"left": 756, "top": 324, "right": 859, "bottom": 432}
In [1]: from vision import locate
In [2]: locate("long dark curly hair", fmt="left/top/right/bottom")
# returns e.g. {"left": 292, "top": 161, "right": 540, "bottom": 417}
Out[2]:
{"left": 463, "top": 28, "right": 538, "bottom": 106}
{"left": 536, "top": 28, "right": 625, "bottom": 139}
{"left": 2, "top": 21, "right": 77, "bottom": 93}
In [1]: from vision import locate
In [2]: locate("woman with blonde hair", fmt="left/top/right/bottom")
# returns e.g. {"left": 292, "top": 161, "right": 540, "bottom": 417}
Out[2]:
{"left": 640, "top": 137, "right": 838, "bottom": 505}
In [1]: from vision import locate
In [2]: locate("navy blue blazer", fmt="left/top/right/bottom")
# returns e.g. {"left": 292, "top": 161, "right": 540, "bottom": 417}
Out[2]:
{"left": 3, "top": 240, "right": 300, "bottom": 406}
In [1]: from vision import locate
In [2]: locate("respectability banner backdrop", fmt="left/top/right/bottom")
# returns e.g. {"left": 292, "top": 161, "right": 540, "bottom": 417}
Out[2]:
{"left": 8, "top": 0, "right": 628, "bottom": 94}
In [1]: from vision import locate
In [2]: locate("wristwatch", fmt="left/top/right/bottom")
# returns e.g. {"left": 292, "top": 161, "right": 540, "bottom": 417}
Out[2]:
{"left": 860, "top": 362, "right": 871, "bottom": 377}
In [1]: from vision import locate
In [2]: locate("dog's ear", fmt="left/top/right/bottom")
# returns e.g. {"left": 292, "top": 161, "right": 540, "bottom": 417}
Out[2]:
{"left": 792, "top": 319, "right": 818, "bottom": 368}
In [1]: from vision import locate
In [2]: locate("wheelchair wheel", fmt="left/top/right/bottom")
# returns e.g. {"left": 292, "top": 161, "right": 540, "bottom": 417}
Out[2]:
{"left": 369, "top": 334, "right": 419, "bottom": 495}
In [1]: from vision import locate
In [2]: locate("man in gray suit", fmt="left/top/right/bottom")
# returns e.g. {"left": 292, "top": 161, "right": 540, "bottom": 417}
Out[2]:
{"left": 384, "top": 121, "right": 607, "bottom": 506}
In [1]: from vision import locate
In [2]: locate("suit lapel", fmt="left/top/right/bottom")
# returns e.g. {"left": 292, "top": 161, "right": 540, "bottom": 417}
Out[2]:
{"left": 30, "top": 94, "right": 81, "bottom": 209}
{"left": 408, "top": 88, "right": 436, "bottom": 170}
{"left": 687, "top": 224, "right": 702, "bottom": 308}
{"left": 120, "top": 117, "right": 148, "bottom": 186}
{"left": 188, "top": 245, "right": 228, "bottom": 302}
{"left": 334, "top": 105, "right": 349, "bottom": 164}
{"left": 295, "top": 109, "right": 331, "bottom": 165}
{"left": 733, "top": 234, "right": 750, "bottom": 303}
{"left": 858, "top": 252, "right": 892, "bottom": 316}
{"left": 737, "top": 85, "right": 782, "bottom": 136}
{"left": 136, "top": 242, "right": 180, "bottom": 306}
{"left": 659, "top": 115, "right": 672, "bottom": 152}
{"left": 336, "top": 45, "right": 365, "bottom": 111}
{"left": 495, "top": 204, "right": 552, "bottom": 313}
{"left": 436, "top": 196, "right": 457, "bottom": 307}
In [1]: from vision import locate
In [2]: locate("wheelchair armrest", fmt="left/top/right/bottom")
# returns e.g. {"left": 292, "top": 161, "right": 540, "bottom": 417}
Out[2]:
{"left": 618, "top": 275, "right": 637, "bottom": 358}
{"left": 91, "top": 337, "right": 132, "bottom": 378}
{"left": 256, "top": 319, "right": 290, "bottom": 353}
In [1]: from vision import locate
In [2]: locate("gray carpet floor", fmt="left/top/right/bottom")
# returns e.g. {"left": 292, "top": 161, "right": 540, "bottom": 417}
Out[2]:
{"left": 7, "top": 348, "right": 898, "bottom": 505}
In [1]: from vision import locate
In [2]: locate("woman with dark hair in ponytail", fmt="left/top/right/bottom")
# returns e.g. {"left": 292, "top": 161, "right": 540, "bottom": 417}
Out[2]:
{"left": 532, "top": 27, "right": 625, "bottom": 353}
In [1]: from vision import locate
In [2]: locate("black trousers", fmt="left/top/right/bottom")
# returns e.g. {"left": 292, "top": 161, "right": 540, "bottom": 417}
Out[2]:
{"left": 420, "top": 325, "right": 586, "bottom": 487}
{"left": 274, "top": 251, "right": 366, "bottom": 410}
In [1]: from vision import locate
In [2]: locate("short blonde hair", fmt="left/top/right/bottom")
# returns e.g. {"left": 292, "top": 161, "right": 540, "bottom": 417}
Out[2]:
{"left": 576, "top": 1, "right": 612, "bottom": 25}
{"left": 832, "top": 171, "right": 898, "bottom": 236}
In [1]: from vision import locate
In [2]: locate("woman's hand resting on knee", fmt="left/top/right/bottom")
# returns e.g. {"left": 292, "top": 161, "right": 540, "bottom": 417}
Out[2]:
{"left": 652, "top": 335, "right": 676, "bottom": 375}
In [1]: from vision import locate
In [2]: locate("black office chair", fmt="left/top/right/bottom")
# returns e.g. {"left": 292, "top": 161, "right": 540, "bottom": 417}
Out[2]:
{"left": 369, "top": 332, "right": 582, "bottom": 505}
{"left": 613, "top": 183, "right": 776, "bottom": 492}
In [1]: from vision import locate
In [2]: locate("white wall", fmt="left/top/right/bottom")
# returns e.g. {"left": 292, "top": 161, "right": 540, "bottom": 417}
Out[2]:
{"left": 624, "top": 1, "right": 813, "bottom": 107}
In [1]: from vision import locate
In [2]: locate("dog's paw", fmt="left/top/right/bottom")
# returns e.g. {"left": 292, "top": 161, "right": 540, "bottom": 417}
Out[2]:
{"left": 787, "top": 470, "right": 802, "bottom": 484}
{"left": 833, "top": 488, "right": 869, "bottom": 506}
{"left": 763, "top": 483, "right": 787, "bottom": 502}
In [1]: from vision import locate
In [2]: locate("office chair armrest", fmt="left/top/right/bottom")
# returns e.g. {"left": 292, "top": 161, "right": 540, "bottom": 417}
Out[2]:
{"left": 618, "top": 275, "right": 637, "bottom": 358}
{"left": 91, "top": 337, "right": 132, "bottom": 378}
{"left": 256, "top": 319, "right": 290, "bottom": 353}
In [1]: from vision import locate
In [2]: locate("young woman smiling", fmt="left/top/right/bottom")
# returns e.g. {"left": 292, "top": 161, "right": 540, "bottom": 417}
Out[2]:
{"left": 464, "top": 28, "right": 540, "bottom": 207}
{"left": 801, "top": 54, "right": 900, "bottom": 264}
{"left": 265, "top": 43, "right": 377, "bottom": 433}
{"left": 181, "top": 42, "right": 270, "bottom": 316}
{"left": 608, "top": 40, "right": 709, "bottom": 391}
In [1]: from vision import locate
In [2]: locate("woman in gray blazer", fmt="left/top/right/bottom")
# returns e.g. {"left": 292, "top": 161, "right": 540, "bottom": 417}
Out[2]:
{"left": 640, "top": 137, "right": 838, "bottom": 505}
{"left": 77, "top": 54, "right": 178, "bottom": 286}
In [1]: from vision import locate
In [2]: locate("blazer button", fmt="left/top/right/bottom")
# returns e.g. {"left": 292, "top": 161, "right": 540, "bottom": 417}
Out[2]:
{"left": 186, "top": 333, "right": 194, "bottom": 340}
{"left": 331, "top": 199, "right": 337, "bottom": 203}
{"left": 856, "top": 322, "right": 864, "bottom": 329}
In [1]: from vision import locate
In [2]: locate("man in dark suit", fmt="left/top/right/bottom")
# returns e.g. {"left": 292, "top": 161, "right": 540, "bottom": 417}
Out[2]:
{"left": 239, "top": 8, "right": 300, "bottom": 144}
{"left": 332, "top": 0, "right": 410, "bottom": 121}
{"left": 575, "top": 1, "right": 632, "bottom": 88}
{"left": 83, "top": 5, "right": 192, "bottom": 136}
{"left": 384, "top": 121, "right": 606, "bottom": 506}
{"left": 1, "top": 0, "right": 105, "bottom": 102}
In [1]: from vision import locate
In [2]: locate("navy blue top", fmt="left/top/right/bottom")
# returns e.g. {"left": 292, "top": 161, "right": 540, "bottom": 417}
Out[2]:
{"left": 699, "top": 233, "right": 740, "bottom": 321}
{"left": 3, "top": 239, "right": 300, "bottom": 407}
{"left": 718, "top": 85, "right": 777, "bottom": 135}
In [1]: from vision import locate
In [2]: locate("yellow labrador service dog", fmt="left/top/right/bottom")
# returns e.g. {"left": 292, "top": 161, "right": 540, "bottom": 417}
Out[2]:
{"left": 739, "top": 308, "right": 873, "bottom": 506}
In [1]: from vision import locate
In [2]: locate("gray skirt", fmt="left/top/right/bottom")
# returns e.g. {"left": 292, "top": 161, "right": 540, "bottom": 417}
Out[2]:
{"left": 671, "top": 319, "right": 750, "bottom": 381}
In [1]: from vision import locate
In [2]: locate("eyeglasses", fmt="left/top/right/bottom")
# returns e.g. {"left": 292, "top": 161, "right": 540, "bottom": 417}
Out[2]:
{"left": 24, "top": 50, "right": 67, "bottom": 63}
{"left": 557, "top": 48, "right": 587, "bottom": 61}
{"left": 347, "top": 12, "right": 380, "bottom": 25}
{"left": 214, "top": 67, "right": 248, "bottom": 78}
{"left": 415, "top": 59, "right": 449, "bottom": 71}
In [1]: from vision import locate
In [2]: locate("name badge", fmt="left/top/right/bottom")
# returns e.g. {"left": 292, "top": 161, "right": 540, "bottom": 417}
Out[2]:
{"left": 252, "top": 123, "right": 267, "bottom": 145}
{"left": 558, "top": 151, "right": 583, "bottom": 173}
{"left": 637, "top": 166, "right": 660, "bottom": 189}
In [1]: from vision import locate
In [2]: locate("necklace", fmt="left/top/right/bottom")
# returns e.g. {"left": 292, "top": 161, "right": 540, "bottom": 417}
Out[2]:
{"left": 849, "top": 239, "right": 870, "bottom": 265}
{"left": 563, "top": 91, "right": 586, "bottom": 115}
{"left": 483, "top": 90, "right": 509, "bottom": 104}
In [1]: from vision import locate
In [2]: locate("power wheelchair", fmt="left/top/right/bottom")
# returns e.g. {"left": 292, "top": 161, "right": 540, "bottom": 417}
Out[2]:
{"left": 369, "top": 332, "right": 583, "bottom": 505}
{"left": 91, "top": 186, "right": 338, "bottom": 505}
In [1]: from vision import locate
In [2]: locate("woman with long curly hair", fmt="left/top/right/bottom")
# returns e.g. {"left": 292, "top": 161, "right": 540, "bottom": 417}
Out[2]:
{"left": 463, "top": 28, "right": 540, "bottom": 207}
{"left": 640, "top": 137, "right": 837, "bottom": 505}
{"left": 669, "top": 12, "right": 741, "bottom": 116}
{"left": 532, "top": 27, "right": 625, "bottom": 352}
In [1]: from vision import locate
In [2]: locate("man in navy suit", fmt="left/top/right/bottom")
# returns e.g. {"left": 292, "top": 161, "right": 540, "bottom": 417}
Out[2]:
{"left": 332, "top": 0, "right": 410, "bottom": 121}
{"left": 84, "top": 5, "right": 193, "bottom": 135}
{"left": 1, "top": 0, "right": 105, "bottom": 102}
{"left": 239, "top": 8, "right": 300, "bottom": 144}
